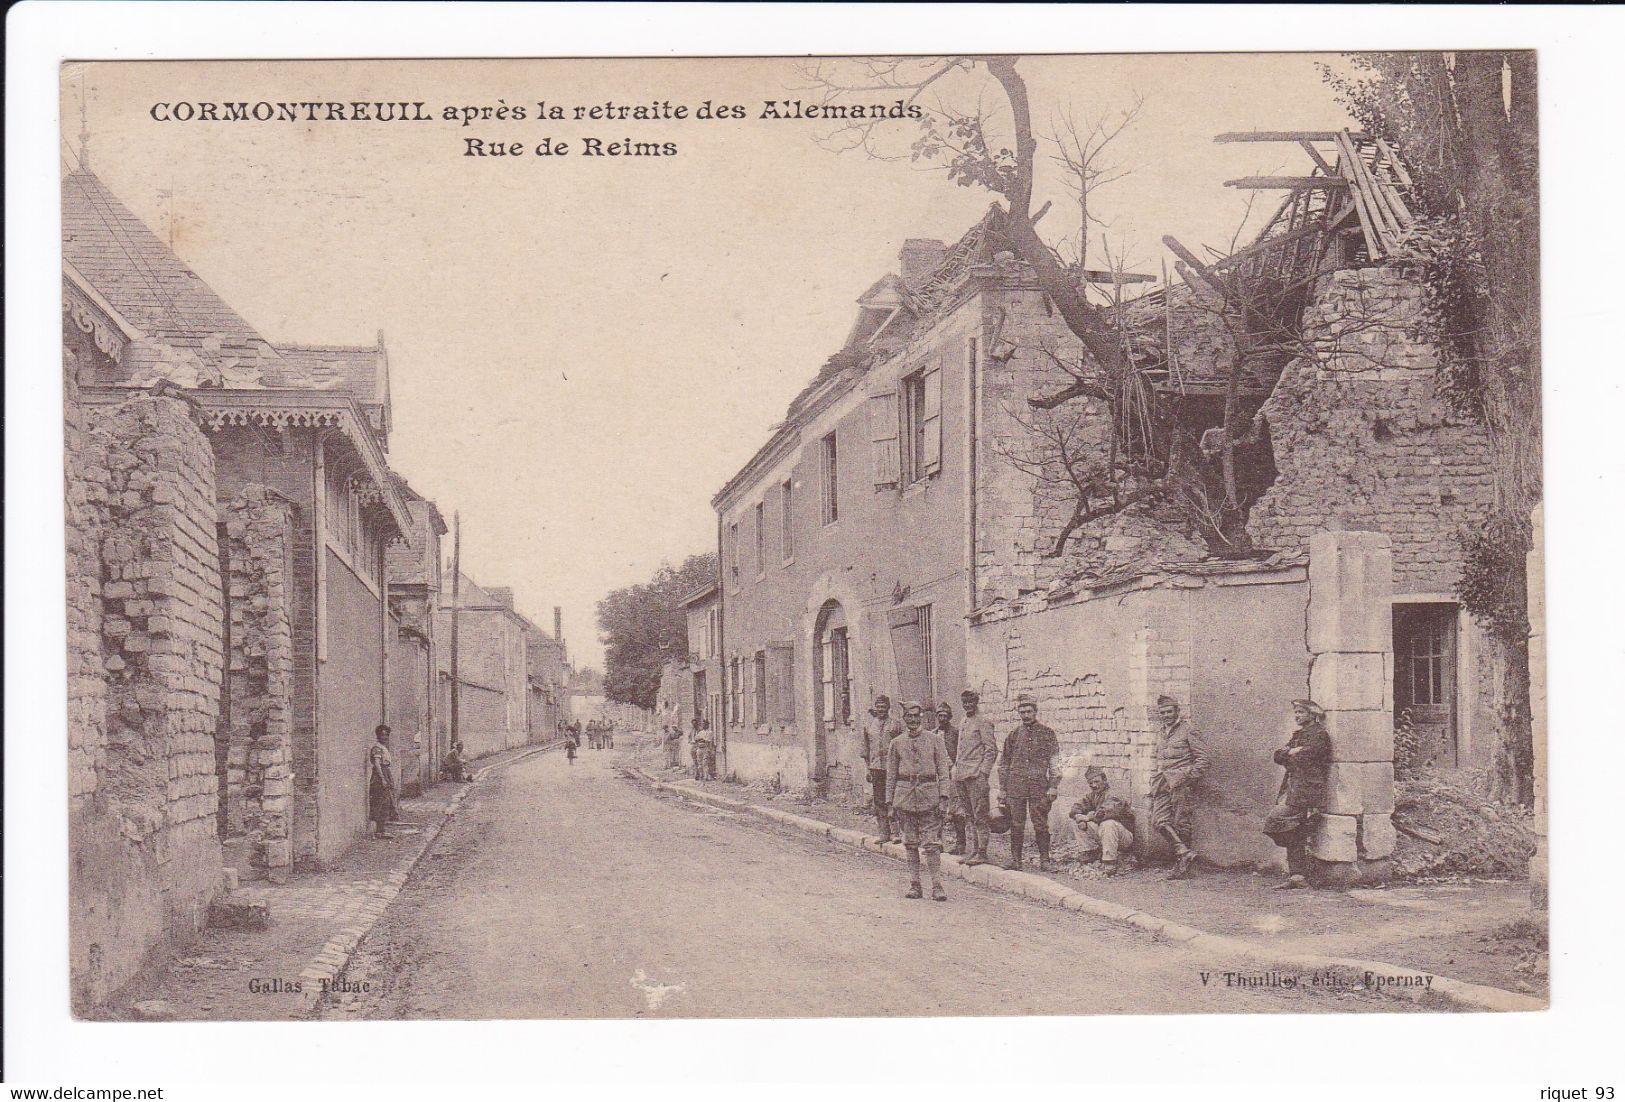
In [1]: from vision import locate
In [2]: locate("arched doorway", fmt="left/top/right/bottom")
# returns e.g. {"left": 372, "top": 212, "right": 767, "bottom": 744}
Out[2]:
{"left": 812, "top": 599, "right": 853, "bottom": 796}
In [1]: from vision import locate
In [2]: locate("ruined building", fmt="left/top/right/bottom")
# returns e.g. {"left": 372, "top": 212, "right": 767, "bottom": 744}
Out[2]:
{"left": 713, "top": 131, "right": 1498, "bottom": 882}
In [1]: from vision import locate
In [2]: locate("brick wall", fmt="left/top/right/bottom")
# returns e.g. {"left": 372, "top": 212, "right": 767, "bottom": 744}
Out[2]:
{"left": 218, "top": 487, "right": 296, "bottom": 881}
{"left": 968, "top": 564, "right": 1312, "bottom": 869}
{"left": 69, "top": 391, "right": 225, "bottom": 1010}
{"left": 1247, "top": 268, "right": 1496, "bottom": 593}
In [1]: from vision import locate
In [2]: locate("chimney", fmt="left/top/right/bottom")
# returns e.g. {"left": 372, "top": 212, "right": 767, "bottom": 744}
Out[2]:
{"left": 899, "top": 238, "right": 947, "bottom": 289}
{"left": 554, "top": 606, "right": 563, "bottom": 641}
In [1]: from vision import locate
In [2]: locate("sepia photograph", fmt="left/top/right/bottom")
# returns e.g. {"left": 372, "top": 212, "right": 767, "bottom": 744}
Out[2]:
{"left": 50, "top": 48, "right": 1552, "bottom": 1027}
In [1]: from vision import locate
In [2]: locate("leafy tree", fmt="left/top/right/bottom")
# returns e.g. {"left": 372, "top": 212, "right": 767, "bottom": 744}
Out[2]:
{"left": 597, "top": 552, "right": 718, "bottom": 710}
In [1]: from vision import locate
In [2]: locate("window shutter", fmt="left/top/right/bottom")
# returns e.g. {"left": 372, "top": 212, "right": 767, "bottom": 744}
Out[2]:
{"left": 922, "top": 362, "right": 943, "bottom": 475}
{"left": 820, "top": 638, "right": 835, "bottom": 723}
{"left": 868, "top": 390, "right": 900, "bottom": 489}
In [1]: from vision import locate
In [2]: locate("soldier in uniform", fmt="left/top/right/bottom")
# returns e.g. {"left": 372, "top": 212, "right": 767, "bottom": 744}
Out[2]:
{"left": 886, "top": 701, "right": 952, "bottom": 901}
{"left": 1068, "top": 766, "right": 1135, "bottom": 875}
{"left": 998, "top": 693, "right": 1061, "bottom": 871}
{"left": 934, "top": 701, "right": 967, "bottom": 855}
{"left": 952, "top": 689, "right": 999, "bottom": 866}
{"left": 861, "top": 694, "right": 904, "bottom": 843}
{"left": 1150, "top": 694, "right": 1210, "bottom": 880}
{"left": 1264, "top": 699, "right": 1333, "bottom": 889}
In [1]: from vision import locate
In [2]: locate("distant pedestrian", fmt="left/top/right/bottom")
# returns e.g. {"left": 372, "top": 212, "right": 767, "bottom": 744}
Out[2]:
{"left": 691, "top": 720, "right": 715, "bottom": 781}
{"left": 664, "top": 724, "right": 683, "bottom": 769}
{"left": 1150, "top": 694, "right": 1209, "bottom": 880}
{"left": 368, "top": 724, "right": 399, "bottom": 837}
{"left": 605, "top": 721, "right": 615, "bottom": 750}
{"left": 566, "top": 734, "right": 577, "bottom": 765}
{"left": 886, "top": 702, "right": 952, "bottom": 901}
{"left": 1069, "top": 766, "right": 1135, "bottom": 875}
{"left": 998, "top": 693, "right": 1060, "bottom": 871}
{"left": 861, "top": 694, "right": 904, "bottom": 843}
{"left": 951, "top": 689, "right": 998, "bottom": 866}
{"left": 1264, "top": 699, "right": 1332, "bottom": 890}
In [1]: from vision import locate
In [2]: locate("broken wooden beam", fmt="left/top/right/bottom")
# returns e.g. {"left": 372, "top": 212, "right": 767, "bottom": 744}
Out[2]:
{"left": 1079, "top": 269, "right": 1156, "bottom": 285}
{"left": 1215, "top": 131, "right": 1367, "bottom": 143}
{"left": 1225, "top": 176, "right": 1349, "bottom": 190}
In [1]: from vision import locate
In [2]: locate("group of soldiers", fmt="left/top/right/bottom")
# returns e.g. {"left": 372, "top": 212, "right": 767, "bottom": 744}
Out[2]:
{"left": 661, "top": 719, "right": 716, "bottom": 780}
{"left": 859, "top": 688, "right": 1332, "bottom": 901}
{"left": 579, "top": 719, "right": 615, "bottom": 750}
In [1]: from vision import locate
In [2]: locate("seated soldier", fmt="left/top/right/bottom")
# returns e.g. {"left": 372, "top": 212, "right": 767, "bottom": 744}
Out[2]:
{"left": 1068, "top": 766, "right": 1135, "bottom": 875}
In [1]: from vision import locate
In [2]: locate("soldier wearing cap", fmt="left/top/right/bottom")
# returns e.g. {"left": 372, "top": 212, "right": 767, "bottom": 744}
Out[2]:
{"left": 1150, "top": 694, "right": 1210, "bottom": 880}
{"left": 886, "top": 701, "right": 952, "bottom": 901}
{"left": 951, "top": 689, "right": 999, "bottom": 865}
{"left": 861, "top": 694, "right": 904, "bottom": 843}
{"left": 997, "top": 693, "right": 1061, "bottom": 871}
{"left": 1264, "top": 699, "right": 1333, "bottom": 889}
{"left": 1069, "top": 766, "right": 1135, "bottom": 875}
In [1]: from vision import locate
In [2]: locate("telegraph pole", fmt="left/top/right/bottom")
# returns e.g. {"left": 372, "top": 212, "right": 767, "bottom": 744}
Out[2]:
{"left": 450, "top": 511, "right": 461, "bottom": 752}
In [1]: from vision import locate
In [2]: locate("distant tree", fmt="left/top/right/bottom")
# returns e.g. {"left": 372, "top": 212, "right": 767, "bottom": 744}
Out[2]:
{"left": 597, "top": 552, "right": 718, "bottom": 710}
{"left": 571, "top": 666, "right": 604, "bottom": 696}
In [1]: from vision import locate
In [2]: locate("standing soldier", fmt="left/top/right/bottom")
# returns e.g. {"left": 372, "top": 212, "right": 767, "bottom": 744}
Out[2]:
{"left": 998, "top": 693, "right": 1061, "bottom": 871}
{"left": 1264, "top": 699, "right": 1333, "bottom": 889}
{"left": 886, "top": 702, "right": 952, "bottom": 901}
{"left": 1150, "top": 694, "right": 1210, "bottom": 880}
{"left": 934, "top": 701, "right": 967, "bottom": 855}
{"left": 861, "top": 694, "right": 904, "bottom": 844}
{"left": 952, "top": 689, "right": 999, "bottom": 866}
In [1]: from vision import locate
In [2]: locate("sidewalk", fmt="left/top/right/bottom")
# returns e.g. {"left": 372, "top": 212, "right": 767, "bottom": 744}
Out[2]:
{"left": 632, "top": 762, "right": 1548, "bottom": 1012}
{"left": 104, "top": 742, "right": 558, "bottom": 1021}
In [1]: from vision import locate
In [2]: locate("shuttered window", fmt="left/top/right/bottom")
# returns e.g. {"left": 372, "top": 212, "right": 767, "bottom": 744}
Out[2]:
{"left": 921, "top": 362, "right": 943, "bottom": 476}
{"left": 869, "top": 390, "right": 900, "bottom": 489}
{"left": 767, "top": 642, "right": 796, "bottom": 722}
{"left": 820, "top": 432, "right": 839, "bottom": 524}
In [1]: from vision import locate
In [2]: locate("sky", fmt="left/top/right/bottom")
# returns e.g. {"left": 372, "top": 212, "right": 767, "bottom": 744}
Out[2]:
{"left": 63, "top": 55, "right": 1353, "bottom": 668}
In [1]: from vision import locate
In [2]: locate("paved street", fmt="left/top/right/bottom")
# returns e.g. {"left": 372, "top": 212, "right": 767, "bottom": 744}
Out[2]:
{"left": 323, "top": 748, "right": 1406, "bottom": 1019}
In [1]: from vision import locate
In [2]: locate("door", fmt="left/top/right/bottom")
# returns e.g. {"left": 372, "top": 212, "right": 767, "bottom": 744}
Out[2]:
{"left": 1393, "top": 603, "right": 1459, "bottom": 769}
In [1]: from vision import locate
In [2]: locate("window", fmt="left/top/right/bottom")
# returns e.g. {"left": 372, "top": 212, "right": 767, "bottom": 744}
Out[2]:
{"left": 753, "top": 651, "right": 767, "bottom": 723}
{"left": 820, "top": 433, "right": 839, "bottom": 525}
{"left": 887, "top": 603, "right": 933, "bottom": 706}
{"left": 831, "top": 627, "right": 851, "bottom": 725}
{"left": 729, "top": 523, "right": 740, "bottom": 589}
{"left": 781, "top": 478, "right": 794, "bottom": 562}
{"left": 754, "top": 501, "right": 765, "bottom": 576}
{"left": 729, "top": 657, "right": 741, "bottom": 724}
{"left": 902, "top": 370, "right": 927, "bottom": 483}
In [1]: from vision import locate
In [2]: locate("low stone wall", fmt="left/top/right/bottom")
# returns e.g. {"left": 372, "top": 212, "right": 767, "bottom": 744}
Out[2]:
{"left": 69, "top": 392, "right": 225, "bottom": 1010}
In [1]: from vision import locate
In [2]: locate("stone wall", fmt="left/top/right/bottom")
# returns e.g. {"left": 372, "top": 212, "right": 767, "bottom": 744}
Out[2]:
{"left": 968, "top": 563, "right": 1312, "bottom": 869}
{"left": 1247, "top": 268, "right": 1496, "bottom": 594}
{"left": 218, "top": 488, "right": 296, "bottom": 881}
{"left": 69, "top": 391, "right": 225, "bottom": 1010}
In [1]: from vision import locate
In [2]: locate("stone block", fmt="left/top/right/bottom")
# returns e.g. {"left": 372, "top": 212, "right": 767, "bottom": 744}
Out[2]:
{"left": 1308, "top": 531, "right": 1394, "bottom": 654}
{"left": 1310, "top": 652, "right": 1386, "bottom": 712}
{"left": 1326, "top": 709, "right": 1393, "bottom": 763}
{"left": 1325, "top": 762, "right": 1395, "bottom": 816}
{"left": 1358, "top": 813, "right": 1396, "bottom": 860}
{"left": 1309, "top": 813, "right": 1358, "bottom": 863}
{"left": 209, "top": 891, "right": 271, "bottom": 930}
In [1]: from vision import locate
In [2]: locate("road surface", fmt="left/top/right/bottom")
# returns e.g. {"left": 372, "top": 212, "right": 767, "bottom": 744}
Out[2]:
{"left": 323, "top": 747, "right": 1399, "bottom": 1018}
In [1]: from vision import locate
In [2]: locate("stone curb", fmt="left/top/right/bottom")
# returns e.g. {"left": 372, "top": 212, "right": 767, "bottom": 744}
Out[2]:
{"left": 295, "top": 742, "right": 562, "bottom": 1016}
{"left": 630, "top": 769, "right": 1546, "bottom": 1015}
